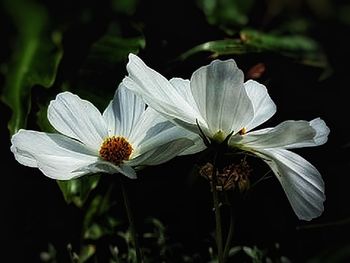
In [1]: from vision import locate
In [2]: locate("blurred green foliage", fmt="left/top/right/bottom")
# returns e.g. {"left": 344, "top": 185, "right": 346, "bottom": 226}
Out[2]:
{"left": 57, "top": 175, "right": 101, "bottom": 208}
{"left": 2, "top": 0, "right": 349, "bottom": 262}
{"left": 1, "top": 0, "right": 63, "bottom": 135}
{"left": 178, "top": 29, "right": 328, "bottom": 68}
{"left": 197, "top": 0, "right": 254, "bottom": 34}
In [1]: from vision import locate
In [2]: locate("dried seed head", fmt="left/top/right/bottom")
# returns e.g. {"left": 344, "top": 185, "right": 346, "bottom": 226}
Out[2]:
{"left": 199, "top": 159, "right": 252, "bottom": 192}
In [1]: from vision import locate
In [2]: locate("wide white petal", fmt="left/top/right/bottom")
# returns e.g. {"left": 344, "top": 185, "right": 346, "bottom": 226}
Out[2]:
{"left": 128, "top": 107, "right": 200, "bottom": 165}
{"left": 169, "top": 78, "right": 200, "bottom": 112}
{"left": 128, "top": 107, "right": 171, "bottom": 148}
{"left": 135, "top": 138, "right": 194, "bottom": 166}
{"left": 285, "top": 118, "right": 330, "bottom": 148}
{"left": 134, "top": 123, "right": 195, "bottom": 158}
{"left": 169, "top": 77, "right": 207, "bottom": 132}
{"left": 190, "top": 59, "right": 254, "bottom": 137}
{"left": 244, "top": 80, "right": 276, "bottom": 131}
{"left": 79, "top": 161, "right": 137, "bottom": 179}
{"left": 103, "top": 84, "right": 145, "bottom": 137}
{"left": 178, "top": 131, "right": 206, "bottom": 156}
{"left": 124, "top": 54, "right": 200, "bottom": 126}
{"left": 11, "top": 129, "right": 99, "bottom": 180}
{"left": 254, "top": 148, "right": 325, "bottom": 221}
{"left": 230, "top": 120, "right": 318, "bottom": 149}
{"left": 48, "top": 92, "right": 107, "bottom": 151}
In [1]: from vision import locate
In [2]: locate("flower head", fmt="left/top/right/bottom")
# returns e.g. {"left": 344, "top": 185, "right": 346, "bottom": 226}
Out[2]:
{"left": 11, "top": 85, "right": 203, "bottom": 180}
{"left": 123, "top": 54, "right": 330, "bottom": 220}
{"left": 123, "top": 54, "right": 255, "bottom": 143}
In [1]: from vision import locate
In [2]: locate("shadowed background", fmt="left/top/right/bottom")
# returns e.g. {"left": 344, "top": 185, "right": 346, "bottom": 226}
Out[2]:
{"left": 1, "top": 0, "right": 350, "bottom": 262}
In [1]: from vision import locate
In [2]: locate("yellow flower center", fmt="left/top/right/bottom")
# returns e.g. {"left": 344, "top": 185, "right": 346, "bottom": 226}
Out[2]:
{"left": 99, "top": 136, "right": 133, "bottom": 165}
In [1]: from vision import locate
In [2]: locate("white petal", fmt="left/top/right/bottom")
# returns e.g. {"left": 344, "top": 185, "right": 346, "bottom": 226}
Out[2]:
{"left": 119, "top": 165, "right": 137, "bottom": 179}
{"left": 128, "top": 108, "right": 200, "bottom": 165}
{"left": 11, "top": 129, "right": 99, "bottom": 180}
{"left": 169, "top": 78, "right": 199, "bottom": 111}
{"left": 279, "top": 118, "right": 330, "bottom": 149}
{"left": 79, "top": 161, "right": 137, "bottom": 179}
{"left": 128, "top": 107, "right": 171, "bottom": 147}
{"left": 231, "top": 120, "right": 318, "bottom": 149}
{"left": 137, "top": 138, "right": 194, "bottom": 166}
{"left": 190, "top": 59, "right": 254, "bottom": 137}
{"left": 254, "top": 148, "right": 325, "bottom": 221}
{"left": 178, "top": 131, "right": 206, "bottom": 156}
{"left": 135, "top": 123, "right": 195, "bottom": 158}
{"left": 244, "top": 80, "right": 276, "bottom": 131}
{"left": 48, "top": 92, "right": 107, "bottom": 151}
{"left": 103, "top": 84, "right": 145, "bottom": 137}
{"left": 309, "top": 118, "right": 330, "bottom": 146}
{"left": 124, "top": 54, "right": 201, "bottom": 126}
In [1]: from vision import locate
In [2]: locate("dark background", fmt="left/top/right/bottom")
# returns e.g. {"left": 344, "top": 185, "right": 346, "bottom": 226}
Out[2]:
{"left": 1, "top": 0, "right": 350, "bottom": 262}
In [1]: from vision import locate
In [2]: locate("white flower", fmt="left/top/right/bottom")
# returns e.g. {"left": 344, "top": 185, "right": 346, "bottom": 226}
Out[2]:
{"left": 123, "top": 54, "right": 330, "bottom": 220}
{"left": 11, "top": 85, "right": 203, "bottom": 180}
{"left": 123, "top": 54, "right": 254, "bottom": 142}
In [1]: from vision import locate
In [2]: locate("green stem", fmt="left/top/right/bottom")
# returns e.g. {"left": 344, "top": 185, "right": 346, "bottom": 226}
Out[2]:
{"left": 120, "top": 177, "right": 143, "bottom": 263}
{"left": 211, "top": 151, "right": 223, "bottom": 263}
{"left": 223, "top": 194, "right": 235, "bottom": 262}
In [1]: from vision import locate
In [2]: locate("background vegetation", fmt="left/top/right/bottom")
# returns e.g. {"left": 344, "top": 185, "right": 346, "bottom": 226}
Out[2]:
{"left": 1, "top": 0, "right": 350, "bottom": 262}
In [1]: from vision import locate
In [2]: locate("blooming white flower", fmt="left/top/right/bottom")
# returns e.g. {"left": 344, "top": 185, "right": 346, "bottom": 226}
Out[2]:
{"left": 123, "top": 54, "right": 254, "bottom": 142}
{"left": 11, "top": 85, "right": 203, "bottom": 180}
{"left": 123, "top": 54, "right": 330, "bottom": 220}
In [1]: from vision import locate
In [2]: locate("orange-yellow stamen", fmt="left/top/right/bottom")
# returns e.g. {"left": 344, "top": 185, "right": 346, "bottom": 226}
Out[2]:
{"left": 99, "top": 136, "right": 133, "bottom": 165}
{"left": 239, "top": 127, "right": 247, "bottom": 135}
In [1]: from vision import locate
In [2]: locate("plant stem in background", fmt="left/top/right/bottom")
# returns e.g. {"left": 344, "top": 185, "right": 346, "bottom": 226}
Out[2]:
{"left": 223, "top": 194, "right": 235, "bottom": 262}
{"left": 120, "top": 176, "right": 143, "bottom": 263}
{"left": 211, "top": 150, "right": 223, "bottom": 263}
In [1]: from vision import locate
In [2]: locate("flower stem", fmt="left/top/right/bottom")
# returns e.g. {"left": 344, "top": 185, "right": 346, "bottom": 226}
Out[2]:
{"left": 211, "top": 151, "right": 223, "bottom": 263}
{"left": 119, "top": 177, "right": 143, "bottom": 263}
{"left": 223, "top": 194, "right": 235, "bottom": 262}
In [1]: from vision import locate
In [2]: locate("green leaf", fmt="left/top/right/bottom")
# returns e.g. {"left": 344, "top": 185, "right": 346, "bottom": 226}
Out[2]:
{"left": 111, "top": 0, "right": 139, "bottom": 15}
{"left": 78, "top": 245, "right": 96, "bottom": 263}
{"left": 1, "top": 0, "right": 63, "bottom": 135}
{"left": 197, "top": 0, "right": 254, "bottom": 30}
{"left": 36, "top": 103, "right": 55, "bottom": 133}
{"left": 177, "top": 29, "right": 329, "bottom": 69}
{"left": 240, "top": 29, "right": 325, "bottom": 64}
{"left": 57, "top": 175, "right": 100, "bottom": 208}
{"left": 177, "top": 39, "right": 259, "bottom": 61}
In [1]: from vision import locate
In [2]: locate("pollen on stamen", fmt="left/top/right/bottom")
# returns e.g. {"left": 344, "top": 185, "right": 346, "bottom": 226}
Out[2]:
{"left": 239, "top": 127, "right": 247, "bottom": 135}
{"left": 99, "top": 136, "right": 133, "bottom": 165}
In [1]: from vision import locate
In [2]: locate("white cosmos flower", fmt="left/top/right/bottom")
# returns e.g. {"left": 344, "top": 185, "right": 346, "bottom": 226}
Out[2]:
{"left": 11, "top": 85, "right": 203, "bottom": 180}
{"left": 123, "top": 54, "right": 330, "bottom": 220}
{"left": 123, "top": 54, "right": 254, "bottom": 142}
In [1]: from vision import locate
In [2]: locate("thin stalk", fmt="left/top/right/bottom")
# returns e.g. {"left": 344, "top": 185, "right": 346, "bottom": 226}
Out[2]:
{"left": 119, "top": 177, "right": 143, "bottom": 263}
{"left": 223, "top": 193, "right": 235, "bottom": 262}
{"left": 211, "top": 150, "right": 223, "bottom": 263}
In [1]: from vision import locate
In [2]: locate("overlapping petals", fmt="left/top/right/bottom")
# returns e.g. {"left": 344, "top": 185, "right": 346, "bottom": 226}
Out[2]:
{"left": 123, "top": 54, "right": 329, "bottom": 220}
{"left": 227, "top": 76, "right": 330, "bottom": 220}
{"left": 11, "top": 85, "right": 203, "bottom": 180}
{"left": 123, "top": 54, "right": 254, "bottom": 140}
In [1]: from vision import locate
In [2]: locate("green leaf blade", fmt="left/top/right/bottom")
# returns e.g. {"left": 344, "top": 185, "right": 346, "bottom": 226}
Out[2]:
{"left": 1, "top": 0, "right": 63, "bottom": 135}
